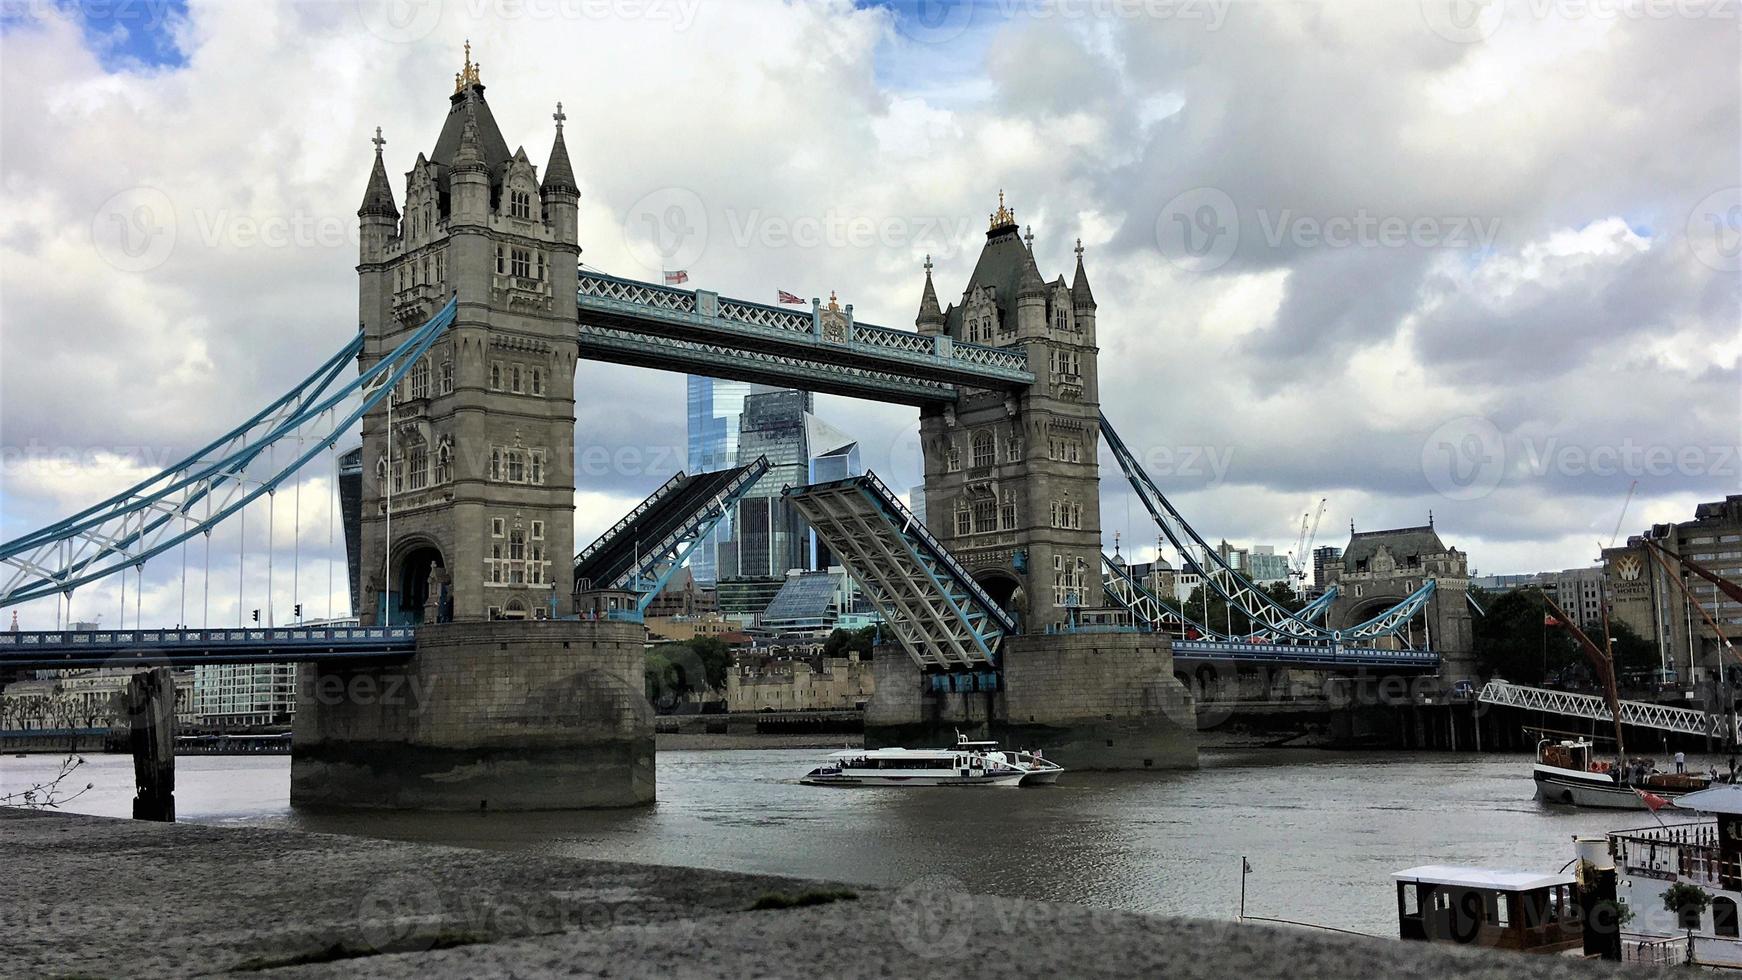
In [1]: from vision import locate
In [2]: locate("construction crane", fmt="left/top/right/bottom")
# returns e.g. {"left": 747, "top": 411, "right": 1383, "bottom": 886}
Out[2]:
{"left": 1289, "top": 497, "right": 1328, "bottom": 595}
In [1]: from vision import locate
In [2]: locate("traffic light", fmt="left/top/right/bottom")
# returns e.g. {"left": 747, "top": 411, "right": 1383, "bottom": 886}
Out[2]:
{"left": 251, "top": 609, "right": 260, "bottom": 623}
{"left": 293, "top": 603, "right": 303, "bottom": 620}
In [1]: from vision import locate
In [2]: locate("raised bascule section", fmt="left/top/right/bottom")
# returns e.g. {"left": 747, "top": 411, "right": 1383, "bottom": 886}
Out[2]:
{"left": 572, "top": 458, "right": 769, "bottom": 610}
{"left": 783, "top": 471, "right": 1016, "bottom": 671}
{"left": 0, "top": 52, "right": 1467, "bottom": 806}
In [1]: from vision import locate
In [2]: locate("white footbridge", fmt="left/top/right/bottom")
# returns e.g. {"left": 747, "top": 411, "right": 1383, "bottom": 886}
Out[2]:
{"left": 1478, "top": 681, "right": 1740, "bottom": 743}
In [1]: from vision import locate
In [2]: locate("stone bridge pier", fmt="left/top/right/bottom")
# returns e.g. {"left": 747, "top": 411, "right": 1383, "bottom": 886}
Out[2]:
{"left": 290, "top": 620, "right": 653, "bottom": 810}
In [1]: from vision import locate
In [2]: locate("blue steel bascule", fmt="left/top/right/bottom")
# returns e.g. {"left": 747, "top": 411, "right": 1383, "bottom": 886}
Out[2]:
{"left": 0, "top": 60, "right": 1460, "bottom": 806}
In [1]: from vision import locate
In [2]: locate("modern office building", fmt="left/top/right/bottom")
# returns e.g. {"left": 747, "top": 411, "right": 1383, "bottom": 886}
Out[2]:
{"left": 1469, "top": 567, "right": 1605, "bottom": 628}
{"left": 719, "top": 389, "right": 814, "bottom": 579}
{"left": 1606, "top": 494, "right": 1742, "bottom": 682}
{"left": 685, "top": 376, "right": 776, "bottom": 585}
{"left": 805, "top": 416, "right": 861, "bottom": 569}
{"left": 1312, "top": 545, "right": 1343, "bottom": 594}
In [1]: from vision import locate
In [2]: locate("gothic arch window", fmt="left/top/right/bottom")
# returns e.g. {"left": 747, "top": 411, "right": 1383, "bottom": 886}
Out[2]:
{"left": 439, "top": 359, "right": 454, "bottom": 395}
{"left": 536, "top": 251, "right": 546, "bottom": 280}
{"left": 954, "top": 499, "right": 971, "bottom": 536}
{"left": 1054, "top": 307, "right": 1068, "bottom": 333}
{"left": 511, "top": 364, "right": 524, "bottom": 393}
{"left": 510, "top": 188, "right": 532, "bottom": 220}
{"left": 490, "top": 362, "right": 503, "bottom": 390}
{"left": 530, "top": 368, "right": 543, "bottom": 396}
{"left": 1005, "top": 433, "right": 1022, "bottom": 463}
{"left": 495, "top": 245, "right": 506, "bottom": 275}
{"left": 409, "top": 360, "right": 429, "bottom": 400}
{"left": 434, "top": 440, "right": 452, "bottom": 483}
{"left": 971, "top": 430, "right": 995, "bottom": 469}
{"left": 946, "top": 444, "right": 961, "bottom": 473}
{"left": 510, "top": 529, "right": 526, "bottom": 561}
{"left": 1000, "top": 490, "right": 1016, "bottom": 530}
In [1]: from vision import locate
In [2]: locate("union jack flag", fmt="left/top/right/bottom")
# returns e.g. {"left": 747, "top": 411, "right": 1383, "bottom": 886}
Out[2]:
{"left": 664, "top": 270, "right": 689, "bottom": 285}
{"left": 777, "top": 290, "right": 805, "bottom": 305}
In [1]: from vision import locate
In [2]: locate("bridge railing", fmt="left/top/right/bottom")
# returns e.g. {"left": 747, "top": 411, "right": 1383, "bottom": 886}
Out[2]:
{"left": 0, "top": 626, "right": 418, "bottom": 650}
{"left": 1172, "top": 639, "right": 1440, "bottom": 668}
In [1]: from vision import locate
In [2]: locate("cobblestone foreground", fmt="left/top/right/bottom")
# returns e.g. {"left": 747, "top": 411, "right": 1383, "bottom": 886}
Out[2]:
{"left": 2, "top": 809, "right": 1627, "bottom": 979}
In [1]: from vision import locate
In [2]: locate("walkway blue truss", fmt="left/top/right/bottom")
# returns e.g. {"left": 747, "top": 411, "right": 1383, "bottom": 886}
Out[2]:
{"left": 573, "top": 457, "right": 769, "bottom": 612}
{"left": 0, "top": 626, "right": 416, "bottom": 670}
{"left": 1100, "top": 553, "right": 1337, "bottom": 639}
{"left": 575, "top": 271, "right": 1034, "bottom": 406}
{"left": 1170, "top": 640, "right": 1438, "bottom": 671}
{"left": 0, "top": 298, "right": 460, "bottom": 608}
{"left": 783, "top": 472, "right": 1016, "bottom": 670}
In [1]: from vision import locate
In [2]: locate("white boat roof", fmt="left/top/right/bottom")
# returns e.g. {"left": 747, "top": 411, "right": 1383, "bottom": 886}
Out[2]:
{"left": 1673, "top": 785, "right": 1742, "bottom": 814}
{"left": 1393, "top": 865, "right": 1574, "bottom": 891}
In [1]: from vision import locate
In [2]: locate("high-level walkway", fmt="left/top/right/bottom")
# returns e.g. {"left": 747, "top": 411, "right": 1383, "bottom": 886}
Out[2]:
{"left": 575, "top": 271, "right": 1034, "bottom": 405}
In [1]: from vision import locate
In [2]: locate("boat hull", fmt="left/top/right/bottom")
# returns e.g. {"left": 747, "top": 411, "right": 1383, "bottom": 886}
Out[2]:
{"left": 1533, "top": 765, "right": 1700, "bottom": 810}
{"left": 801, "top": 771, "right": 1027, "bottom": 788}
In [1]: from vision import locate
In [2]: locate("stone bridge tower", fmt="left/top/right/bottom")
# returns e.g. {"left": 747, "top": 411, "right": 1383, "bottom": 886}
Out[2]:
{"left": 1323, "top": 522, "right": 1474, "bottom": 680}
{"left": 355, "top": 48, "right": 580, "bottom": 625}
{"left": 917, "top": 195, "right": 1102, "bottom": 633}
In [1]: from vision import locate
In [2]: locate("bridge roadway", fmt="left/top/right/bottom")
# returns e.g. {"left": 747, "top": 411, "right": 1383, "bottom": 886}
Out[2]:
{"left": 574, "top": 271, "right": 1035, "bottom": 405}
{"left": 0, "top": 625, "right": 415, "bottom": 670}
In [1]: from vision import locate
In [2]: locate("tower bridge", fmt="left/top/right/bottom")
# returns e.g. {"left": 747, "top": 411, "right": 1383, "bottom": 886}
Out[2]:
{"left": 0, "top": 53, "right": 1468, "bottom": 809}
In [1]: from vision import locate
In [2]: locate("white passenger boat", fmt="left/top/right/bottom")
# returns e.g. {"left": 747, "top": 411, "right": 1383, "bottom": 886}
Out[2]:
{"left": 801, "top": 733, "right": 1064, "bottom": 787}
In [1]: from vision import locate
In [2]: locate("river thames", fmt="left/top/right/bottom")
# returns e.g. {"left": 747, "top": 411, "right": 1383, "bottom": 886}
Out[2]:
{"left": 1, "top": 747, "right": 1704, "bottom": 936}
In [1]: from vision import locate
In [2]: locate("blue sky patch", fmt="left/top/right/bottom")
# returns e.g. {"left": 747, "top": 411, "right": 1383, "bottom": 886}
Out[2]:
{"left": 0, "top": 0, "right": 189, "bottom": 71}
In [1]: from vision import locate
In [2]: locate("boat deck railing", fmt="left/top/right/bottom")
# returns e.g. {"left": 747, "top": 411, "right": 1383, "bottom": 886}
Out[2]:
{"left": 1624, "top": 933, "right": 1688, "bottom": 966}
{"left": 1613, "top": 825, "right": 1736, "bottom": 887}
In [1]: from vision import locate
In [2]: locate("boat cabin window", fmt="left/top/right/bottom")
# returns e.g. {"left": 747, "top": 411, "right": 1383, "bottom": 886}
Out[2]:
{"left": 1717, "top": 898, "right": 1739, "bottom": 938}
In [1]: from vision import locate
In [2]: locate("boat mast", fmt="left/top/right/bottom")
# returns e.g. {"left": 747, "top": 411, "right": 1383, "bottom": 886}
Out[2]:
{"left": 1539, "top": 588, "right": 1626, "bottom": 761}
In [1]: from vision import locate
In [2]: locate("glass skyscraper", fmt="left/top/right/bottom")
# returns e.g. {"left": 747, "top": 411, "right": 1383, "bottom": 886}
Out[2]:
{"left": 685, "top": 375, "right": 774, "bottom": 584}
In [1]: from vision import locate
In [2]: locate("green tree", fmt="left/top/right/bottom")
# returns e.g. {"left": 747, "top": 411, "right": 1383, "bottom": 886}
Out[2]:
{"left": 1662, "top": 881, "right": 1712, "bottom": 932}
{"left": 1471, "top": 588, "right": 1581, "bottom": 683}
{"left": 1607, "top": 618, "right": 1658, "bottom": 676}
{"left": 822, "top": 625, "right": 878, "bottom": 659}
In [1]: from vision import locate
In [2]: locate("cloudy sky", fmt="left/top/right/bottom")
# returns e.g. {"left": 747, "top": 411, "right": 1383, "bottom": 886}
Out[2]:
{"left": 0, "top": 0, "right": 1736, "bottom": 630}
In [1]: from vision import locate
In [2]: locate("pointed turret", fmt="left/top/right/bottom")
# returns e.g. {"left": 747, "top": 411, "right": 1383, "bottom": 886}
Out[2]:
{"left": 452, "top": 110, "right": 487, "bottom": 173}
{"left": 358, "top": 127, "right": 398, "bottom": 219}
{"left": 915, "top": 255, "right": 946, "bottom": 335}
{"left": 1071, "top": 238, "right": 1096, "bottom": 310}
{"left": 541, "top": 101, "right": 578, "bottom": 195}
{"left": 1018, "top": 249, "right": 1046, "bottom": 300}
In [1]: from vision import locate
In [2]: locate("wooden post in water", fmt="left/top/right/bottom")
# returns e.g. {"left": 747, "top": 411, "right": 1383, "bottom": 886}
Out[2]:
{"left": 127, "top": 667, "right": 175, "bottom": 822}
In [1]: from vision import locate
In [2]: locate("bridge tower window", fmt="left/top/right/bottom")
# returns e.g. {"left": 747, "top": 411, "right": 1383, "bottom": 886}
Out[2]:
{"left": 409, "top": 361, "right": 429, "bottom": 400}
{"left": 439, "top": 359, "right": 454, "bottom": 394}
{"left": 972, "top": 496, "right": 996, "bottom": 533}
{"left": 1000, "top": 490, "right": 1016, "bottom": 530}
{"left": 510, "top": 248, "right": 531, "bottom": 278}
{"left": 531, "top": 369, "right": 543, "bottom": 395}
{"left": 946, "top": 444, "right": 961, "bottom": 473}
{"left": 972, "top": 430, "right": 996, "bottom": 469}
{"left": 495, "top": 245, "right": 506, "bottom": 275}
{"left": 510, "top": 189, "right": 532, "bottom": 220}
{"left": 954, "top": 499, "right": 971, "bottom": 536}
{"left": 490, "top": 362, "right": 503, "bottom": 390}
